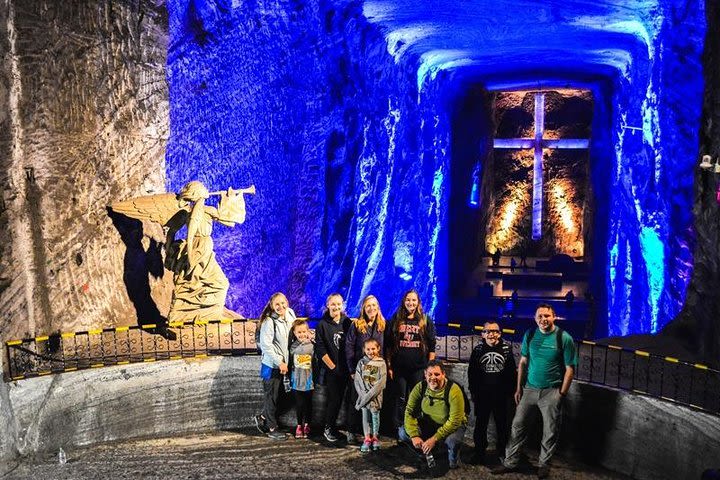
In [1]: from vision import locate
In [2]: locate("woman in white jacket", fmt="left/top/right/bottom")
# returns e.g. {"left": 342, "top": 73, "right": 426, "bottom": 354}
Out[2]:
{"left": 254, "top": 292, "right": 296, "bottom": 440}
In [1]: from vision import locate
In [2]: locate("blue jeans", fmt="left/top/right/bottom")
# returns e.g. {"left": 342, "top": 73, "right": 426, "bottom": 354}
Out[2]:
{"left": 399, "top": 424, "right": 466, "bottom": 463}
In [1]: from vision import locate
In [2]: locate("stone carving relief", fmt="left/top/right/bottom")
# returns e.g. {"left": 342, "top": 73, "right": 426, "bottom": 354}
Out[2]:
{"left": 111, "top": 181, "right": 255, "bottom": 323}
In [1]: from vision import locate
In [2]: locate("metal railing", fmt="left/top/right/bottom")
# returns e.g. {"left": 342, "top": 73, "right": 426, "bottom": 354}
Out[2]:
{"left": 5, "top": 319, "right": 719, "bottom": 416}
{"left": 435, "top": 323, "right": 720, "bottom": 415}
{"left": 4, "top": 319, "right": 260, "bottom": 380}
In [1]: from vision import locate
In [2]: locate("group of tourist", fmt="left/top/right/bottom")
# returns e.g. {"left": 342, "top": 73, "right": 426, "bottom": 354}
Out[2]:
{"left": 253, "top": 289, "right": 577, "bottom": 479}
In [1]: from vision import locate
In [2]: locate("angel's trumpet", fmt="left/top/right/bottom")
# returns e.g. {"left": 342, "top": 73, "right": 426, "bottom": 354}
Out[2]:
{"left": 208, "top": 185, "right": 256, "bottom": 196}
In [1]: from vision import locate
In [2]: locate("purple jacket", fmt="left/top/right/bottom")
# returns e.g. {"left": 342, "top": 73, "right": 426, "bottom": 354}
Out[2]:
{"left": 345, "top": 319, "right": 385, "bottom": 373}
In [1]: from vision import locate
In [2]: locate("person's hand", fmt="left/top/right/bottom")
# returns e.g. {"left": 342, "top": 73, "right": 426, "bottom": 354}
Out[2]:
{"left": 388, "top": 369, "right": 394, "bottom": 380}
{"left": 279, "top": 362, "right": 288, "bottom": 375}
{"left": 421, "top": 436, "right": 437, "bottom": 454}
{"left": 514, "top": 388, "right": 523, "bottom": 405}
{"left": 411, "top": 437, "right": 423, "bottom": 449}
{"left": 350, "top": 374, "right": 355, "bottom": 379}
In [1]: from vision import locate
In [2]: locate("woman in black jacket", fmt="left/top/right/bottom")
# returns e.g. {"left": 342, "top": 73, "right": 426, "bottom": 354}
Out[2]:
{"left": 315, "top": 292, "right": 352, "bottom": 443}
{"left": 384, "top": 289, "right": 436, "bottom": 433}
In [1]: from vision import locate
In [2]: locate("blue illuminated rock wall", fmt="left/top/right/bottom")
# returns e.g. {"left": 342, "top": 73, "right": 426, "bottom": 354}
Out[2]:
{"left": 165, "top": 0, "right": 705, "bottom": 336}
{"left": 602, "top": 4, "right": 705, "bottom": 336}
{"left": 165, "top": 0, "right": 450, "bottom": 318}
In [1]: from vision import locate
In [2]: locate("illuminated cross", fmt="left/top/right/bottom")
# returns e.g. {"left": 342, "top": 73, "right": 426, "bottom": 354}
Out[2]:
{"left": 493, "top": 92, "right": 590, "bottom": 240}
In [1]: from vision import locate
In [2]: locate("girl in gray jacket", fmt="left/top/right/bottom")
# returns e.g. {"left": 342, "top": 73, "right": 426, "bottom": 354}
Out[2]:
{"left": 354, "top": 338, "right": 387, "bottom": 453}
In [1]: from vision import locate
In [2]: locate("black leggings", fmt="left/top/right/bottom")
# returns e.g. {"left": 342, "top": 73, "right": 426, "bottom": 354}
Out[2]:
{"left": 323, "top": 373, "right": 348, "bottom": 428}
{"left": 295, "top": 390, "right": 312, "bottom": 426}
{"left": 393, "top": 369, "right": 425, "bottom": 428}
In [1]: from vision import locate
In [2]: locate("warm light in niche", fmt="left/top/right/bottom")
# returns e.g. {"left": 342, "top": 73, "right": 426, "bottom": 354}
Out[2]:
{"left": 551, "top": 183, "right": 576, "bottom": 233}
{"left": 549, "top": 180, "right": 583, "bottom": 256}
{"left": 486, "top": 185, "right": 528, "bottom": 253}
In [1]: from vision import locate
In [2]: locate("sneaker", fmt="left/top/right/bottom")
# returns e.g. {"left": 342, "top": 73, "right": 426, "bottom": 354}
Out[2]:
{"left": 371, "top": 436, "right": 381, "bottom": 451}
{"left": 295, "top": 425, "right": 303, "bottom": 439}
{"left": 360, "top": 437, "right": 372, "bottom": 453}
{"left": 267, "top": 429, "right": 287, "bottom": 441}
{"left": 491, "top": 465, "right": 519, "bottom": 475}
{"left": 537, "top": 465, "right": 550, "bottom": 479}
{"left": 253, "top": 414, "right": 269, "bottom": 434}
{"left": 323, "top": 427, "right": 339, "bottom": 443}
{"left": 303, "top": 424, "right": 310, "bottom": 438}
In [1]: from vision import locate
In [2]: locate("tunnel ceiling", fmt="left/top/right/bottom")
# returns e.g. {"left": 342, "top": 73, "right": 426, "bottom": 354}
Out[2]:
{"left": 360, "top": 0, "right": 660, "bottom": 88}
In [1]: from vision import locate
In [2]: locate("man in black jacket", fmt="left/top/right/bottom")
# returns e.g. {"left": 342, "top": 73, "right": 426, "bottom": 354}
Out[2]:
{"left": 468, "top": 321, "right": 517, "bottom": 464}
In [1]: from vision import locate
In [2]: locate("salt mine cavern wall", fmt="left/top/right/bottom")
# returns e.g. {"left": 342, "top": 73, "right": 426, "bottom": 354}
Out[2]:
{"left": 165, "top": 0, "right": 706, "bottom": 340}
{"left": 0, "top": 0, "right": 714, "bottom": 355}
{"left": 165, "top": 0, "right": 450, "bottom": 320}
{"left": 0, "top": 0, "right": 170, "bottom": 342}
{"left": 664, "top": 0, "right": 720, "bottom": 365}
{"left": 0, "top": 0, "right": 719, "bottom": 473}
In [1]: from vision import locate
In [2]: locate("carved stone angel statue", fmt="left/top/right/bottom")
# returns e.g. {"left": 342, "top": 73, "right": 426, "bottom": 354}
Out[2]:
{"left": 111, "top": 181, "right": 255, "bottom": 323}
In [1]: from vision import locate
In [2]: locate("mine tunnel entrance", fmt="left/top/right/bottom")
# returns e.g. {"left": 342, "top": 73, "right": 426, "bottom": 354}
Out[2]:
{"left": 449, "top": 86, "right": 594, "bottom": 338}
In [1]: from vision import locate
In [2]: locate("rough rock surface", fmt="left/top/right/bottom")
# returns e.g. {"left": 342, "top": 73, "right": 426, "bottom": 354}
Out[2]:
{"left": 165, "top": 0, "right": 443, "bottom": 318}
{"left": 0, "top": 0, "right": 170, "bottom": 342}
{"left": 162, "top": 0, "right": 706, "bottom": 341}
{"left": 2, "top": 356, "right": 718, "bottom": 479}
{"left": 485, "top": 90, "right": 591, "bottom": 258}
{"left": 663, "top": 0, "right": 720, "bottom": 367}
{"left": 0, "top": 0, "right": 713, "bottom": 352}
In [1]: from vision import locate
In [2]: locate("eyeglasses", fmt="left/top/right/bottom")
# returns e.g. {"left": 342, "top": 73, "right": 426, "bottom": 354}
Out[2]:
{"left": 483, "top": 329, "right": 501, "bottom": 334}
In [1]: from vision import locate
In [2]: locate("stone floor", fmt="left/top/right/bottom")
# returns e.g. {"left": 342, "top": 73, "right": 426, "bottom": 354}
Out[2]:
{"left": 2, "top": 430, "right": 631, "bottom": 480}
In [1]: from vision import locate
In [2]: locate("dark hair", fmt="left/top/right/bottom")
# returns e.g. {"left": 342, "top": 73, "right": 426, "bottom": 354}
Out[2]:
{"left": 535, "top": 303, "right": 555, "bottom": 316}
{"left": 483, "top": 320, "right": 501, "bottom": 330}
{"left": 425, "top": 359, "right": 445, "bottom": 374}
{"left": 258, "top": 292, "right": 287, "bottom": 327}
{"left": 288, "top": 319, "right": 309, "bottom": 345}
{"left": 390, "top": 289, "right": 429, "bottom": 357}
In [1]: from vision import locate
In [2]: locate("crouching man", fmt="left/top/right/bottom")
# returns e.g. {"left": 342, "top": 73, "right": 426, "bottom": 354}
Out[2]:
{"left": 399, "top": 360, "right": 468, "bottom": 469}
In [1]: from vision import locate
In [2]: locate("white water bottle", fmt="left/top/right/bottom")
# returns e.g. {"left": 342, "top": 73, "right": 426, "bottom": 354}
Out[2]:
{"left": 283, "top": 374, "right": 292, "bottom": 392}
{"left": 58, "top": 447, "right": 67, "bottom": 465}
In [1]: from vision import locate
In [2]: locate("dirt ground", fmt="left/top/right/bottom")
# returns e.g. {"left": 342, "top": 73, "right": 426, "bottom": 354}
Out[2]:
{"left": 2, "top": 430, "right": 631, "bottom": 480}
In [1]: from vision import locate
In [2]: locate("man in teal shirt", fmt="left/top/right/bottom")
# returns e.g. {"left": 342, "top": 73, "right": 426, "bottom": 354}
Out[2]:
{"left": 400, "top": 360, "right": 468, "bottom": 469}
{"left": 492, "top": 303, "right": 577, "bottom": 479}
